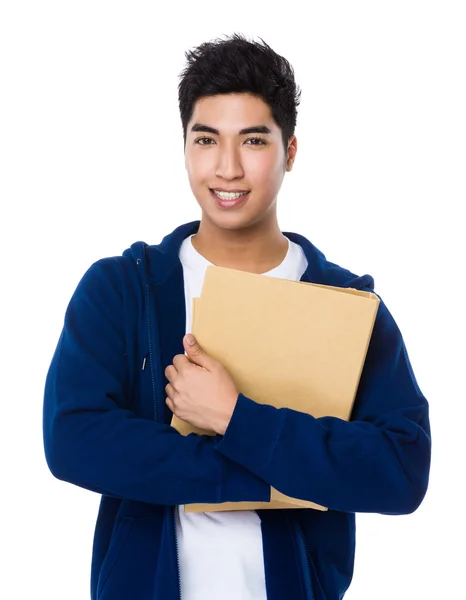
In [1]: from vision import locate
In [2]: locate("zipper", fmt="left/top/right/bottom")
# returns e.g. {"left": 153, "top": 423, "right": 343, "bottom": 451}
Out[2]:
{"left": 142, "top": 269, "right": 181, "bottom": 599}
{"left": 294, "top": 519, "right": 316, "bottom": 600}
{"left": 144, "top": 283, "right": 159, "bottom": 423}
{"left": 172, "top": 506, "right": 182, "bottom": 599}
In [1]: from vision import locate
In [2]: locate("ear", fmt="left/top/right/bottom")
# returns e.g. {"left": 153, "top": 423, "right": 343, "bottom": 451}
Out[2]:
{"left": 286, "top": 135, "right": 298, "bottom": 171}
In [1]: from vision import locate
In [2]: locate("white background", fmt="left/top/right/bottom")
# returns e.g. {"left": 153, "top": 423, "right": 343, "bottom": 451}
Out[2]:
{"left": 1, "top": 1, "right": 465, "bottom": 598}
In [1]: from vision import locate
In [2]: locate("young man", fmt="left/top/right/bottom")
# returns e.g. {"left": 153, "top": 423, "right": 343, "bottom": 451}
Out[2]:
{"left": 43, "top": 33, "right": 431, "bottom": 600}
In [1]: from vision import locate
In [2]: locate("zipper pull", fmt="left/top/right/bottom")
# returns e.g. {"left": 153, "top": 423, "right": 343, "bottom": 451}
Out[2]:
{"left": 142, "top": 352, "right": 149, "bottom": 371}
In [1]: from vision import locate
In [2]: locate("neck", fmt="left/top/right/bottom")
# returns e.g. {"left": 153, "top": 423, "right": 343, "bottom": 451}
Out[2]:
{"left": 191, "top": 217, "right": 289, "bottom": 275}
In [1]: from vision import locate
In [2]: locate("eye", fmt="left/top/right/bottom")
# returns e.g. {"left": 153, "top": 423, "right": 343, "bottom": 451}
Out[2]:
{"left": 194, "top": 137, "right": 215, "bottom": 145}
{"left": 246, "top": 138, "right": 267, "bottom": 146}
{"left": 194, "top": 137, "right": 267, "bottom": 146}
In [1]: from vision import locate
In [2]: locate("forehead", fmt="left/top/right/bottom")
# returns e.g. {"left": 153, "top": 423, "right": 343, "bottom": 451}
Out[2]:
{"left": 189, "top": 93, "right": 276, "bottom": 131}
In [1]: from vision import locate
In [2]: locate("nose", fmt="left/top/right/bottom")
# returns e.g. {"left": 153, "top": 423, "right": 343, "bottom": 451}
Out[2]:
{"left": 215, "top": 143, "right": 245, "bottom": 180}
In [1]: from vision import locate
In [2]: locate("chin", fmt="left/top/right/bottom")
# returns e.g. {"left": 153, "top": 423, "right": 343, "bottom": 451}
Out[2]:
{"left": 202, "top": 209, "right": 268, "bottom": 234}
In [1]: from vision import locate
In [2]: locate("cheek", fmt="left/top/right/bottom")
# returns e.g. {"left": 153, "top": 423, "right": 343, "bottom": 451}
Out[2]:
{"left": 186, "top": 153, "right": 210, "bottom": 185}
{"left": 248, "top": 153, "right": 284, "bottom": 186}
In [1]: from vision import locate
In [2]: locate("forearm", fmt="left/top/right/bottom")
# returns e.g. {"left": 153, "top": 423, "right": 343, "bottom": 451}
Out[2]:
{"left": 44, "top": 388, "right": 270, "bottom": 506}
{"left": 214, "top": 393, "right": 430, "bottom": 514}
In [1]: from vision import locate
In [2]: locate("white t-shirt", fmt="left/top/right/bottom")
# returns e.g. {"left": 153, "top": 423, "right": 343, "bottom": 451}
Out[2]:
{"left": 176, "top": 233, "right": 308, "bottom": 600}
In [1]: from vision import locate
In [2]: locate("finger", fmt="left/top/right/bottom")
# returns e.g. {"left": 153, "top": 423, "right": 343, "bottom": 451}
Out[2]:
{"left": 165, "top": 396, "right": 175, "bottom": 413}
{"left": 175, "top": 353, "right": 206, "bottom": 370}
{"left": 173, "top": 354, "right": 190, "bottom": 370}
{"left": 165, "top": 382, "right": 176, "bottom": 398}
{"left": 165, "top": 364, "right": 175, "bottom": 381}
{"left": 166, "top": 363, "right": 180, "bottom": 375}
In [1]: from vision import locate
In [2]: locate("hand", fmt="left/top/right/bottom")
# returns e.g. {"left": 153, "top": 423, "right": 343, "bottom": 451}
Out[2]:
{"left": 165, "top": 334, "right": 239, "bottom": 435}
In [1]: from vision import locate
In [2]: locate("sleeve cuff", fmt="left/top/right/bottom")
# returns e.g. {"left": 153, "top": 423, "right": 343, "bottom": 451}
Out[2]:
{"left": 215, "top": 393, "right": 286, "bottom": 477}
{"left": 219, "top": 454, "right": 271, "bottom": 503}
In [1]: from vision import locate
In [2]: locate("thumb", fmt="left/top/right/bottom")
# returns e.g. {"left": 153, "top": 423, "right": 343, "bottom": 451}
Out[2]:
{"left": 183, "top": 334, "right": 211, "bottom": 367}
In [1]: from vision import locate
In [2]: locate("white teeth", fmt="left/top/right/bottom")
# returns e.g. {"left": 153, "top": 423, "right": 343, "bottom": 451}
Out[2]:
{"left": 213, "top": 190, "right": 248, "bottom": 200}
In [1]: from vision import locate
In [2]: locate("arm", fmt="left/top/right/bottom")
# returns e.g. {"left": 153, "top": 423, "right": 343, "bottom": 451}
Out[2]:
{"left": 43, "top": 259, "right": 270, "bottom": 506}
{"left": 214, "top": 298, "right": 431, "bottom": 515}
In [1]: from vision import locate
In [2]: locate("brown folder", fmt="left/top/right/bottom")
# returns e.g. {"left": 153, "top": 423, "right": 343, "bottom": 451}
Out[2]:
{"left": 171, "top": 266, "right": 380, "bottom": 512}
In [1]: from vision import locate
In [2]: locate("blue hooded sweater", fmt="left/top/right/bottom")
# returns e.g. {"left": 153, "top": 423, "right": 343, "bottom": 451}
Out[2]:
{"left": 43, "top": 220, "right": 431, "bottom": 600}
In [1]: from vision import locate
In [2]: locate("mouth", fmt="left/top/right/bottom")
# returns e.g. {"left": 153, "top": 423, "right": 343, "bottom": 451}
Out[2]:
{"left": 210, "top": 188, "right": 250, "bottom": 208}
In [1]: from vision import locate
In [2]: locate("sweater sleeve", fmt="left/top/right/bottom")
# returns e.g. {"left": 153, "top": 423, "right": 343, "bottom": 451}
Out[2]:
{"left": 43, "top": 260, "right": 270, "bottom": 506}
{"left": 214, "top": 298, "right": 431, "bottom": 515}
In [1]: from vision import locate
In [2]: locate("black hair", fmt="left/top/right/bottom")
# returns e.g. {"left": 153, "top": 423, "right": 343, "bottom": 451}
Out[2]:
{"left": 178, "top": 33, "right": 301, "bottom": 153}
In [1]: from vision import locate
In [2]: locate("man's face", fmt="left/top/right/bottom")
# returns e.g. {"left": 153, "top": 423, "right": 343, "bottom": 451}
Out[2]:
{"left": 184, "top": 93, "right": 296, "bottom": 232}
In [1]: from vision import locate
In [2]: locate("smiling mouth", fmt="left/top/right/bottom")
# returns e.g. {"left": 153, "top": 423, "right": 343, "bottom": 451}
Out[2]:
{"left": 210, "top": 189, "right": 250, "bottom": 199}
{"left": 210, "top": 189, "right": 250, "bottom": 207}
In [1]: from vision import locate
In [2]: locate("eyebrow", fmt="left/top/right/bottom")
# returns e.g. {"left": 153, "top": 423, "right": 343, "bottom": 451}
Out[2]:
{"left": 190, "top": 123, "right": 272, "bottom": 136}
